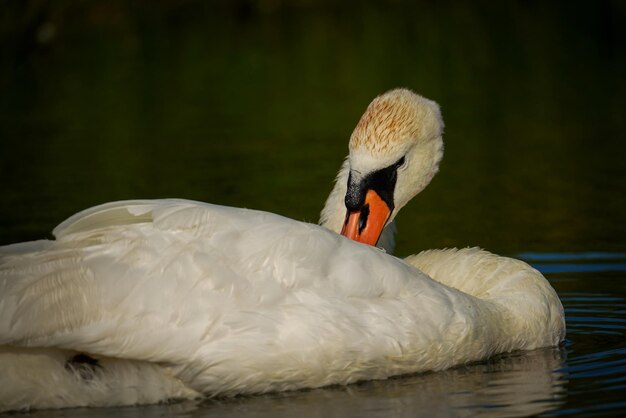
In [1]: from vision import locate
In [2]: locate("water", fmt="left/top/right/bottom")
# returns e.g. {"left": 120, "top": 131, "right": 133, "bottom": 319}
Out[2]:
{"left": 1, "top": 1, "right": 626, "bottom": 417}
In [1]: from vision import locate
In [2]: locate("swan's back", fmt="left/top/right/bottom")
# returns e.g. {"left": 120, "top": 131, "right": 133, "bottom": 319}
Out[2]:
{"left": 0, "top": 200, "right": 460, "bottom": 392}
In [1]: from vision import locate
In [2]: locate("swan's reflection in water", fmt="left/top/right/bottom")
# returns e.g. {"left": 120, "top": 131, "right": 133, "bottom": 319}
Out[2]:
{"left": 21, "top": 346, "right": 562, "bottom": 418}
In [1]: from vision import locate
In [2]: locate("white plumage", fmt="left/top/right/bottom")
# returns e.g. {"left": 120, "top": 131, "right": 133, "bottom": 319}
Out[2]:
{"left": 0, "top": 90, "right": 565, "bottom": 411}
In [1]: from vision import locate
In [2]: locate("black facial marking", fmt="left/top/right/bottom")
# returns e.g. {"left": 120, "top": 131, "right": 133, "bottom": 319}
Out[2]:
{"left": 345, "top": 172, "right": 363, "bottom": 212}
{"left": 345, "top": 155, "right": 406, "bottom": 213}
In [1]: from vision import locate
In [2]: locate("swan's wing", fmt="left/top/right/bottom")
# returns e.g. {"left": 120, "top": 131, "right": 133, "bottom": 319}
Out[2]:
{"left": 0, "top": 199, "right": 289, "bottom": 360}
{"left": 51, "top": 199, "right": 160, "bottom": 239}
{"left": 0, "top": 199, "right": 430, "bottom": 368}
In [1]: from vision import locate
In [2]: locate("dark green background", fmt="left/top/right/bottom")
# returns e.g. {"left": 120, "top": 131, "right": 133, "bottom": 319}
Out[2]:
{"left": 1, "top": 0, "right": 625, "bottom": 256}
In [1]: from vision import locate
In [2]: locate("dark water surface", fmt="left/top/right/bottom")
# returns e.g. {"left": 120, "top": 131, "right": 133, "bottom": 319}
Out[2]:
{"left": 1, "top": 1, "right": 626, "bottom": 417}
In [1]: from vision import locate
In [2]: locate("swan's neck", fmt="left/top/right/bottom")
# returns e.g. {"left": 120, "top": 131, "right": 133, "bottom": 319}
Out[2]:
{"left": 319, "top": 158, "right": 396, "bottom": 254}
{"left": 319, "top": 158, "right": 350, "bottom": 235}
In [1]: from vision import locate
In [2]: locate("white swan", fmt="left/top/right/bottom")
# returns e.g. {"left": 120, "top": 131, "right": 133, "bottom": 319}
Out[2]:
{"left": 0, "top": 89, "right": 565, "bottom": 412}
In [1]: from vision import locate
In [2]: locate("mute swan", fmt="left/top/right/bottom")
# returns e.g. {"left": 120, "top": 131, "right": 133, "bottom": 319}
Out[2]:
{"left": 0, "top": 89, "right": 565, "bottom": 412}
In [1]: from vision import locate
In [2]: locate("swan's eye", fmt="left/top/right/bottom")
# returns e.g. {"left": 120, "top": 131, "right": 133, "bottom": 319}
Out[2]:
{"left": 395, "top": 156, "right": 406, "bottom": 170}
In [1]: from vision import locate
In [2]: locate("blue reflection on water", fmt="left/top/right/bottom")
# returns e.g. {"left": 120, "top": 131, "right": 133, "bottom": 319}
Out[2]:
{"left": 531, "top": 263, "right": 626, "bottom": 274}
{"left": 518, "top": 252, "right": 626, "bottom": 273}
{"left": 518, "top": 252, "right": 626, "bottom": 261}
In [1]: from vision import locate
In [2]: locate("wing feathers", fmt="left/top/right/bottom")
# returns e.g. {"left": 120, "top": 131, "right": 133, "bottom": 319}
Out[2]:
{"left": 53, "top": 200, "right": 158, "bottom": 239}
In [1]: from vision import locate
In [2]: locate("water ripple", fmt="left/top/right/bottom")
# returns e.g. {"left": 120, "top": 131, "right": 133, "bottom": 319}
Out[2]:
{"left": 518, "top": 252, "right": 626, "bottom": 262}
{"left": 518, "top": 252, "right": 626, "bottom": 273}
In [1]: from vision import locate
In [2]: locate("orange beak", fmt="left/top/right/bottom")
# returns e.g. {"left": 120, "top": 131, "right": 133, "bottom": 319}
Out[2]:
{"left": 340, "top": 189, "right": 392, "bottom": 246}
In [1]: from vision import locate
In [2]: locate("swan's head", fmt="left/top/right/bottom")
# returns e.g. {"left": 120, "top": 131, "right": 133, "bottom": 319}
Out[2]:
{"left": 340, "top": 88, "right": 444, "bottom": 246}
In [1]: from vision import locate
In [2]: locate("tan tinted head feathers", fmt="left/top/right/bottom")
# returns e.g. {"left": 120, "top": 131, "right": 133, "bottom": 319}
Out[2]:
{"left": 349, "top": 88, "right": 443, "bottom": 157}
